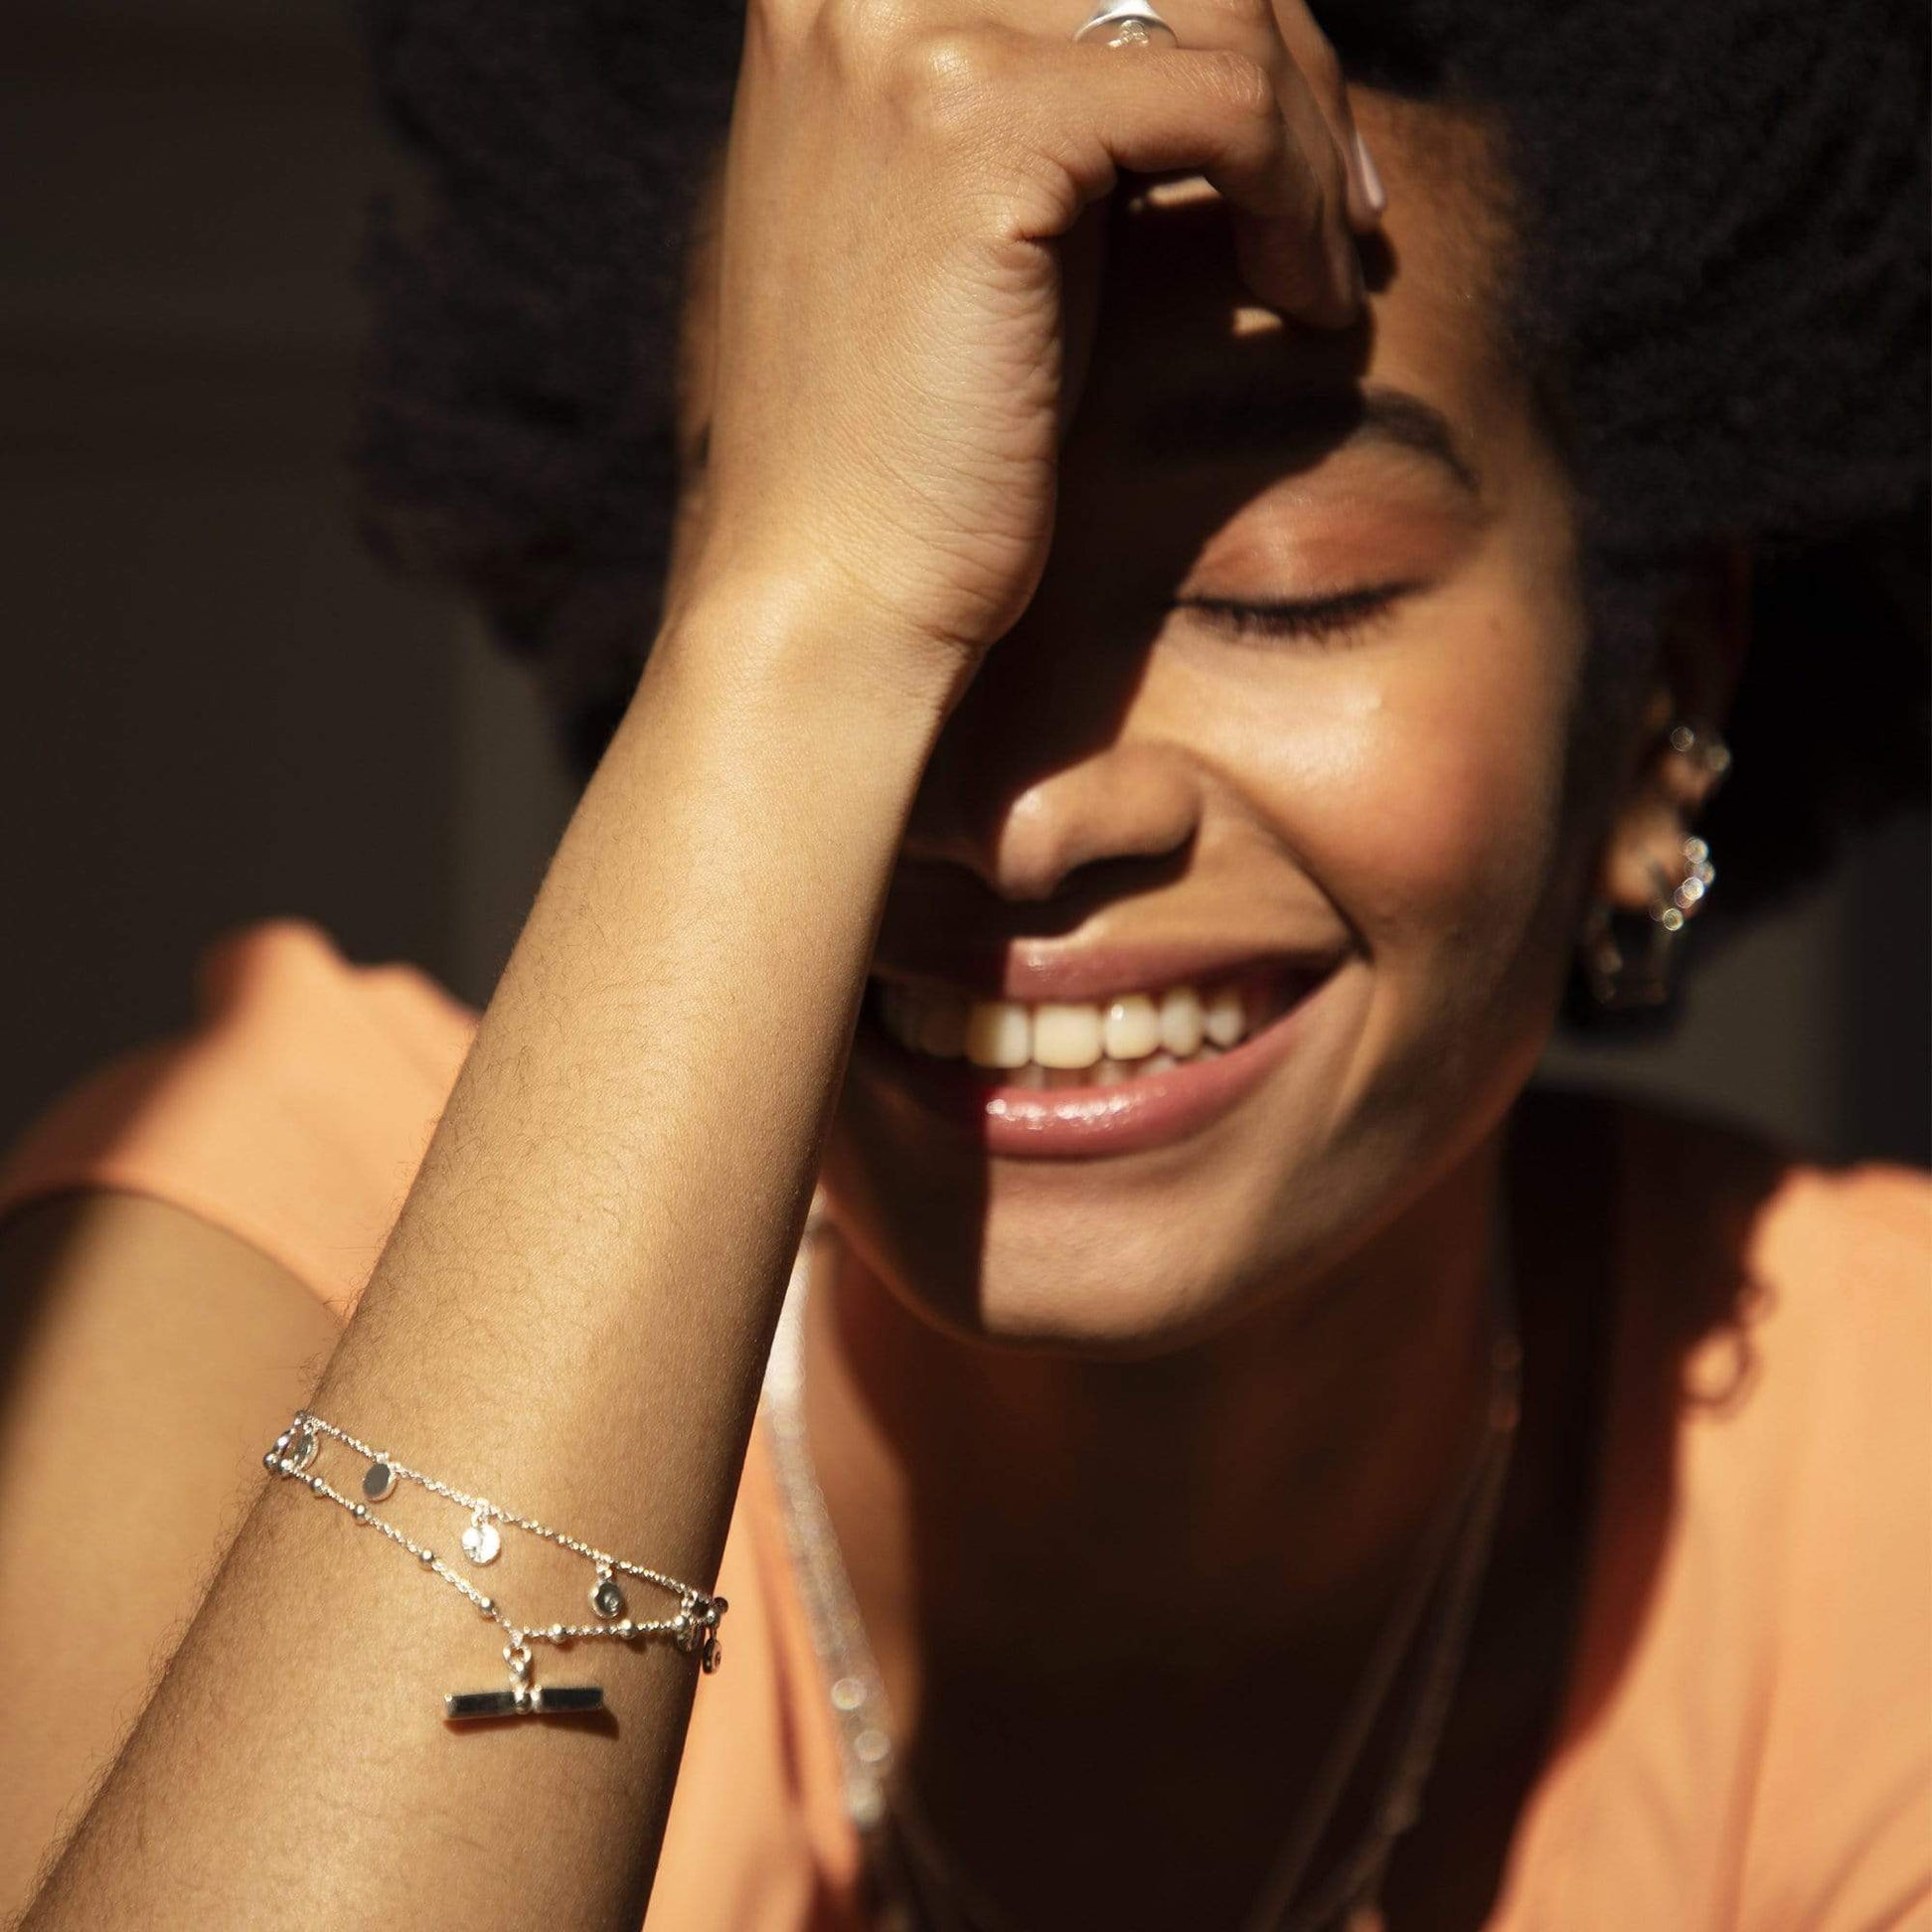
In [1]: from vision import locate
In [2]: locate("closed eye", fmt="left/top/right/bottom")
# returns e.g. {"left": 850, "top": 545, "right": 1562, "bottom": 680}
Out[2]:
{"left": 1173, "top": 581, "right": 1421, "bottom": 646}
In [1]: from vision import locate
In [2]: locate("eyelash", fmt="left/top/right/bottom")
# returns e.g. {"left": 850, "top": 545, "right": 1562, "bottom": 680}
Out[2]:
{"left": 1173, "top": 581, "right": 1418, "bottom": 646}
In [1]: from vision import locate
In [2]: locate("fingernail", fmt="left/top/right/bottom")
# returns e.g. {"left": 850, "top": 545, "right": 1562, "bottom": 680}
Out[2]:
{"left": 1354, "top": 129, "right": 1386, "bottom": 216}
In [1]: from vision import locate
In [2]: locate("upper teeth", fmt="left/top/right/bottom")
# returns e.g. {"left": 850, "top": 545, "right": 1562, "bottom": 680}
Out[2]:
{"left": 878, "top": 981, "right": 1248, "bottom": 1073}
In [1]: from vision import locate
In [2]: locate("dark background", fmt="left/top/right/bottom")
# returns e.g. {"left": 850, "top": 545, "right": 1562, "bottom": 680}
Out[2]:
{"left": 4, "top": 0, "right": 1927, "bottom": 1169}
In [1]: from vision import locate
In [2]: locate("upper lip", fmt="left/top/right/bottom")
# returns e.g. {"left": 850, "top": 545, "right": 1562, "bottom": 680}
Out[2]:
{"left": 869, "top": 932, "right": 1351, "bottom": 1005}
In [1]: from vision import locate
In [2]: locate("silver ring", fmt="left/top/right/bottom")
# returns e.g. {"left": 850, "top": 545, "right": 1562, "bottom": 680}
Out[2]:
{"left": 1071, "top": 1, "right": 1179, "bottom": 48}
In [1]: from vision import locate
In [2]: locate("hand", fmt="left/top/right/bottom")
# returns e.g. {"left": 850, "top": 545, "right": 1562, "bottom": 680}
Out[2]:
{"left": 677, "top": 0, "right": 1384, "bottom": 710}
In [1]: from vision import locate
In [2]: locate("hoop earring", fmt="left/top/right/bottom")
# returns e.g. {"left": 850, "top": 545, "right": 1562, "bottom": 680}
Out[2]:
{"left": 1582, "top": 834, "right": 1719, "bottom": 1011}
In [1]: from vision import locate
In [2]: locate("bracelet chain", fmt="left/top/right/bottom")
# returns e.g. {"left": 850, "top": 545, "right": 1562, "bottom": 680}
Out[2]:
{"left": 262, "top": 1410, "right": 728, "bottom": 1711}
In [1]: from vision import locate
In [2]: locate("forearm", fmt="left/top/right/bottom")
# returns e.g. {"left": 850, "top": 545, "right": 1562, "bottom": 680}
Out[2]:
{"left": 22, "top": 589, "right": 945, "bottom": 1931}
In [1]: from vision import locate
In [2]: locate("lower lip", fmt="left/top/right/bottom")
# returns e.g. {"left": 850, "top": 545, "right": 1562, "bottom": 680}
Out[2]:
{"left": 850, "top": 975, "right": 1334, "bottom": 1160}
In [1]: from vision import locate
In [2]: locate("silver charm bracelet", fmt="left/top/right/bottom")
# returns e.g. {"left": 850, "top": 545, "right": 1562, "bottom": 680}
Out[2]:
{"left": 263, "top": 1411, "right": 728, "bottom": 1720}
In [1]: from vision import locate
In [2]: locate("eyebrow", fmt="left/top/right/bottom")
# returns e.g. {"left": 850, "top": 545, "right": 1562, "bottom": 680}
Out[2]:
{"left": 1133, "top": 382, "right": 1483, "bottom": 498}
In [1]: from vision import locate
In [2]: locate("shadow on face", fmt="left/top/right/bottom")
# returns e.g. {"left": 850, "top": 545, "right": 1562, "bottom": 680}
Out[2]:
{"left": 677, "top": 97, "right": 1623, "bottom": 1357}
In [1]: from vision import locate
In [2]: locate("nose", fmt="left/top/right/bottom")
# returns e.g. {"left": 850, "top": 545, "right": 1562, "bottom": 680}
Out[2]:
{"left": 900, "top": 634, "right": 1204, "bottom": 904}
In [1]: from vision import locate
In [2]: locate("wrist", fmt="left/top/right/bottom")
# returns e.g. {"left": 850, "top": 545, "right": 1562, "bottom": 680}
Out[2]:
{"left": 647, "top": 567, "right": 967, "bottom": 767}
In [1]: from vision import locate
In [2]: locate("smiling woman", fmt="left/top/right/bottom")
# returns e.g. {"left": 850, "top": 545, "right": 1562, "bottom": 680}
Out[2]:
{"left": 0, "top": 1, "right": 1926, "bottom": 1929}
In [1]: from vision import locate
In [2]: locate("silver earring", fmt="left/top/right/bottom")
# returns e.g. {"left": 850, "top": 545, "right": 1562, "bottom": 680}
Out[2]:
{"left": 1579, "top": 717, "right": 1729, "bottom": 1012}
{"left": 1582, "top": 833, "right": 1719, "bottom": 1011}
{"left": 1668, "top": 721, "right": 1734, "bottom": 786}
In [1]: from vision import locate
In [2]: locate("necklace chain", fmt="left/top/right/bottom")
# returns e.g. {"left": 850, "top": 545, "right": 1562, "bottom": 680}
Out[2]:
{"left": 760, "top": 1205, "right": 1522, "bottom": 1932}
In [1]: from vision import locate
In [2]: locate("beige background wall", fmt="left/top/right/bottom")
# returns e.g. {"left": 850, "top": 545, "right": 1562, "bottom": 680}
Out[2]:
{"left": 4, "top": 0, "right": 1926, "bottom": 1168}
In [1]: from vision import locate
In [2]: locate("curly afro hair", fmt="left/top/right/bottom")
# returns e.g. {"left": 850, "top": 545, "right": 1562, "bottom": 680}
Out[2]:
{"left": 351, "top": 0, "right": 1928, "bottom": 954}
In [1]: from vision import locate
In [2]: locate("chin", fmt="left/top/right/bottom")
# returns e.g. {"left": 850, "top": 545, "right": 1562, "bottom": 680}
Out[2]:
{"left": 817, "top": 1126, "right": 1349, "bottom": 1361}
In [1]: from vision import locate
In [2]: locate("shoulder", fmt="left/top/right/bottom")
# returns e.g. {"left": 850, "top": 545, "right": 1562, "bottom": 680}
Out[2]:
{"left": 1695, "top": 1131, "right": 1932, "bottom": 1929}
{"left": 1524, "top": 1082, "right": 1928, "bottom": 1467}
{"left": 1530, "top": 1088, "right": 1931, "bottom": 1930}
{"left": 1591, "top": 1087, "right": 1929, "bottom": 1606}
{"left": 0, "top": 917, "right": 480, "bottom": 1316}
{"left": 1604, "top": 1090, "right": 1929, "bottom": 1443}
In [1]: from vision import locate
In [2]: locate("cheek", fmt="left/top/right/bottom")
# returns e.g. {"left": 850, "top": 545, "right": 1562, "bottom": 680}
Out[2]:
{"left": 1179, "top": 576, "right": 1579, "bottom": 989}
{"left": 1351, "top": 654, "right": 1564, "bottom": 946}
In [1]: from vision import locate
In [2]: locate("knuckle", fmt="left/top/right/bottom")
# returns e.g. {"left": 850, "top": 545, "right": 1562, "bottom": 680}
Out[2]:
{"left": 811, "top": 1, "right": 926, "bottom": 86}
{"left": 893, "top": 27, "right": 1006, "bottom": 131}
{"left": 817, "top": 0, "right": 910, "bottom": 48}
{"left": 1208, "top": 0, "right": 1277, "bottom": 34}
{"left": 747, "top": 0, "right": 817, "bottom": 62}
{"left": 1195, "top": 49, "right": 1278, "bottom": 123}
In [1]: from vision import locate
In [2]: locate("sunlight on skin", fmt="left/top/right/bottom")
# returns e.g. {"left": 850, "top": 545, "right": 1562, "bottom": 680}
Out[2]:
{"left": 818, "top": 109, "right": 1602, "bottom": 1361}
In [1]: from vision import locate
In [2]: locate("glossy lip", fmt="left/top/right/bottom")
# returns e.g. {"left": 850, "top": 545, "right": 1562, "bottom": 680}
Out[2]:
{"left": 849, "top": 959, "right": 1343, "bottom": 1160}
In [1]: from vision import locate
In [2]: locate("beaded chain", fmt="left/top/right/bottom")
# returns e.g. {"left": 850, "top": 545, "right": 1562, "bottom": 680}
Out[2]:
{"left": 263, "top": 1411, "right": 727, "bottom": 1719}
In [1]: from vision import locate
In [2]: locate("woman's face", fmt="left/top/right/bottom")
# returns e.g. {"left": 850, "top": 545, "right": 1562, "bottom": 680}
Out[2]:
{"left": 678, "top": 102, "right": 1618, "bottom": 1354}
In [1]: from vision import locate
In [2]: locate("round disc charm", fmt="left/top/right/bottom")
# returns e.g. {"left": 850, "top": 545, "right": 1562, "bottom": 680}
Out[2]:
{"left": 591, "top": 1576, "right": 627, "bottom": 1620}
{"left": 282, "top": 1429, "right": 318, "bottom": 1473}
{"left": 361, "top": 1461, "right": 398, "bottom": 1504}
{"left": 461, "top": 1515, "right": 502, "bottom": 1565}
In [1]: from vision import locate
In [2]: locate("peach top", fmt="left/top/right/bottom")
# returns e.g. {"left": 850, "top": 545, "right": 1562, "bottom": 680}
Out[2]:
{"left": 2, "top": 917, "right": 1928, "bottom": 1930}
